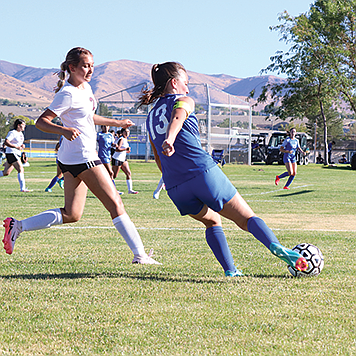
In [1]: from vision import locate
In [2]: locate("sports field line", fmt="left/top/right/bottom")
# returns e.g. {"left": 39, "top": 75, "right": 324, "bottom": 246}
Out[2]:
{"left": 242, "top": 184, "right": 313, "bottom": 196}
{"left": 52, "top": 226, "right": 354, "bottom": 233}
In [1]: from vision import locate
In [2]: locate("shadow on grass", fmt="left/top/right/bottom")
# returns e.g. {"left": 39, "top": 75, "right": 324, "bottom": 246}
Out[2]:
{"left": 0, "top": 271, "right": 289, "bottom": 282}
{"left": 274, "top": 189, "right": 315, "bottom": 197}
{"left": 322, "top": 165, "right": 352, "bottom": 170}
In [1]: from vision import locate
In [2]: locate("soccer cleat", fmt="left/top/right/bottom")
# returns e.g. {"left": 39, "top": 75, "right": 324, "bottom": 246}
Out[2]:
{"left": 283, "top": 186, "right": 290, "bottom": 190}
{"left": 21, "top": 188, "right": 32, "bottom": 192}
{"left": 269, "top": 242, "right": 308, "bottom": 271}
{"left": 58, "top": 178, "right": 64, "bottom": 189}
{"left": 225, "top": 269, "right": 244, "bottom": 277}
{"left": 45, "top": 188, "right": 52, "bottom": 192}
{"left": 132, "top": 249, "right": 161, "bottom": 265}
{"left": 2, "top": 218, "right": 21, "bottom": 255}
{"left": 275, "top": 175, "right": 280, "bottom": 186}
{"left": 153, "top": 191, "right": 160, "bottom": 199}
{"left": 117, "top": 190, "right": 124, "bottom": 195}
{"left": 128, "top": 190, "right": 139, "bottom": 194}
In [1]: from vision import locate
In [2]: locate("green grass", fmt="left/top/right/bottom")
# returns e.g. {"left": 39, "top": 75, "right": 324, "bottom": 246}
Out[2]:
{"left": 0, "top": 159, "right": 355, "bottom": 355}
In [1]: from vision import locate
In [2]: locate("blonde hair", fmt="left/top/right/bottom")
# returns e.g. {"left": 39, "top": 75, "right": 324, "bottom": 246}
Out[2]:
{"left": 54, "top": 47, "right": 92, "bottom": 93}
{"left": 138, "top": 62, "right": 186, "bottom": 107}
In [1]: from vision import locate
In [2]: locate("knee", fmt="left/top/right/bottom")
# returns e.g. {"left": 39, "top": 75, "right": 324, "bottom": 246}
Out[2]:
{"left": 63, "top": 212, "right": 82, "bottom": 224}
{"left": 2, "top": 171, "right": 10, "bottom": 176}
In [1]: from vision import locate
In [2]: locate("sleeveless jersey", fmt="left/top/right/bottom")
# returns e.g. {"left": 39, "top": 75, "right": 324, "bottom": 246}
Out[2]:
{"left": 146, "top": 94, "right": 216, "bottom": 189}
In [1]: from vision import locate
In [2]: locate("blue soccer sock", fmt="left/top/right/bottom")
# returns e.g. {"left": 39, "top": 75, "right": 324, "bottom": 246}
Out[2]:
{"left": 205, "top": 226, "right": 236, "bottom": 273}
{"left": 278, "top": 172, "right": 289, "bottom": 179}
{"left": 247, "top": 216, "right": 280, "bottom": 249}
{"left": 285, "top": 175, "right": 295, "bottom": 188}
{"left": 47, "top": 176, "right": 59, "bottom": 190}
{"left": 112, "top": 179, "right": 116, "bottom": 187}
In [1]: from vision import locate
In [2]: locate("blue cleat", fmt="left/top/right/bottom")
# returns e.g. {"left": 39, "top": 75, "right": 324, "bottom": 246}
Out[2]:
{"left": 225, "top": 269, "right": 244, "bottom": 277}
{"left": 269, "top": 242, "right": 308, "bottom": 271}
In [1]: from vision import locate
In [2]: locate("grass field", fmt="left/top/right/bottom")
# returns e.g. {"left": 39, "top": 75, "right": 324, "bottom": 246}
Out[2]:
{"left": 0, "top": 159, "right": 355, "bottom": 355}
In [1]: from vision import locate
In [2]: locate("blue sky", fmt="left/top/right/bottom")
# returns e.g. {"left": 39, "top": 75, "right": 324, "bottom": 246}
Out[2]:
{"left": 2, "top": 0, "right": 313, "bottom": 78}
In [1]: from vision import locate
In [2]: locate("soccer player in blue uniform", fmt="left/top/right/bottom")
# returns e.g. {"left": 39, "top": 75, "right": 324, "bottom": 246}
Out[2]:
{"left": 275, "top": 128, "right": 306, "bottom": 190}
{"left": 139, "top": 61, "right": 308, "bottom": 277}
{"left": 97, "top": 125, "right": 115, "bottom": 181}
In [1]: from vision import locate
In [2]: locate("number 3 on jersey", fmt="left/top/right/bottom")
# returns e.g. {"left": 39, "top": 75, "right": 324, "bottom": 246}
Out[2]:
{"left": 148, "top": 104, "right": 168, "bottom": 140}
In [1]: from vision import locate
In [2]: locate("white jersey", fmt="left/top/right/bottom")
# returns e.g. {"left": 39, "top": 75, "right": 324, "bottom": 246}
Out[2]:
{"left": 5, "top": 129, "right": 24, "bottom": 156}
{"left": 113, "top": 137, "right": 129, "bottom": 162}
{"left": 48, "top": 82, "right": 98, "bottom": 164}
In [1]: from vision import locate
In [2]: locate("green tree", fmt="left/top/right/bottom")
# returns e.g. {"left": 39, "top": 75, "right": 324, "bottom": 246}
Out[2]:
{"left": 252, "top": 0, "right": 356, "bottom": 164}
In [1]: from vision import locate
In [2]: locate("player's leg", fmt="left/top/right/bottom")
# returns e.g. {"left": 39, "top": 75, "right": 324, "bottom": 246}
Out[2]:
{"left": 121, "top": 161, "right": 137, "bottom": 194}
{"left": 0, "top": 161, "right": 14, "bottom": 177}
{"left": 12, "top": 160, "right": 29, "bottom": 192}
{"left": 283, "top": 162, "right": 295, "bottom": 189}
{"left": 219, "top": 193, "right": 307, "bottom": 271}
{"left": 153, "top": 177, "right": 165, "bottom": 199}
{"left": 189, "top": 205, "right": 242, "bottom": 276}
{"left": 79, "top": 164, "right": 159, "bottom": 264}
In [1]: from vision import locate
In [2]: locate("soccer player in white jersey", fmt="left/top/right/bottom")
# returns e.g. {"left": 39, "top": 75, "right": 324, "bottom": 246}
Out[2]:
{"left": 139, "top": 61, "right": 307, "bottom": 276}
{"left": 2, "top": 47, "right": 159, "bottom": 265}
{"left": 112, "top": 128, "right": 138, "bottom": 194}
{"left": 0, "top": 119, "right": 30, "bottom": 192}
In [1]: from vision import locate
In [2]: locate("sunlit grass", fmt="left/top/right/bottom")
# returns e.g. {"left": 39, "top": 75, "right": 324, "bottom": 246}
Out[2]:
{"left": 0, "top": 159, "right": 355, "bottom": 355}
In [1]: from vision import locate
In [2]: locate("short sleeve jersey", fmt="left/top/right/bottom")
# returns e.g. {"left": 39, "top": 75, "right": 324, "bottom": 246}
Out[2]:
{"left": 112, "top": 137, "right": 129, "bottom": 162}
{"left": 282, "top": 137, "right": 300, "bottom": 161}
{"left": 48, "top": 82, "right": 98, "bottom": 164}
{"left": 146, "top": 94, "right": 216, "bottom": 189}
{"left": 97, "top": 132, "right": 114, "bottom": 161}
{"left": 5, "top": 130, "right": 24, "bottom": 156}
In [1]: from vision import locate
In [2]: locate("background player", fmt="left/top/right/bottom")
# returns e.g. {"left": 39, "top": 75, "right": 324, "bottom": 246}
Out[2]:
{"left": 0, "top": 119, "right": 30, "bottom": 192}
{"left": 275, "top": 128, "right": 306, "bottom": 190}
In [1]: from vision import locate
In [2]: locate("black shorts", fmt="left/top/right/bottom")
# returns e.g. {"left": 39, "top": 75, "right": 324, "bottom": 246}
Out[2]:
{"left": 6, "top": 153, "right": 20, "bottom": 165}
{"left": 112, "top": 158, "right": 126, "bottom": 167}
{"left": 58, "top": 160, "right": 102, "bottom": 178}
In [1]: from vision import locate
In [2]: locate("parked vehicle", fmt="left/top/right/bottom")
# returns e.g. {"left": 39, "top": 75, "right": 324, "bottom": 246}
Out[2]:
{"left": 265, "top": 131, "right": 310, "bottom": 165}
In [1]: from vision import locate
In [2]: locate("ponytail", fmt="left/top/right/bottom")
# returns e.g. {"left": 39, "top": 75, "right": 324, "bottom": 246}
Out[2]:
{"left": 138, "top": 62, "right": 186, "bottom": 107}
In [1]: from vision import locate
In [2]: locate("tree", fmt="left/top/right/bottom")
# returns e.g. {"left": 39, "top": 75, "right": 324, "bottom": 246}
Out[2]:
{"left": 252, "top": 0, "right": 356, "bottom": 164}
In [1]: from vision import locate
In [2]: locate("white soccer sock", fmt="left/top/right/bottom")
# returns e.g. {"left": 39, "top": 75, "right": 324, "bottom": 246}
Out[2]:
{"left": 112, "top": 213, "right": 145, "bottom": 256}
{"left": 21, "top": 208, "right": 63, "bottom": 232}
{"left": 126, "top": 179, "right": 133, "bottom": 192}
{"left": 17, "top": 172, "right": 26, "bottom": 190}
{"left": 154, "top": 177, "right": 165, "bottom": 194}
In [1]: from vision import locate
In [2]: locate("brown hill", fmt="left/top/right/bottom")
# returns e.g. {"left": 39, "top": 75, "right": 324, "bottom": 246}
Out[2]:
{"left": 0, "top": 59, "right": 278, "bottom": 109}
{"left": 0, "top": 72, "right": 54, "bottom": 106}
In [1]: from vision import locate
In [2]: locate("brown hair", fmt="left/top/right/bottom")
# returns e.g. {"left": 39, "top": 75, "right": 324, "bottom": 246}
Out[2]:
{"left": 138, "top": 62, "right": 186, "bottom": 107}
{"left": 54, "top": 47, "right": 92, "bottom": 93}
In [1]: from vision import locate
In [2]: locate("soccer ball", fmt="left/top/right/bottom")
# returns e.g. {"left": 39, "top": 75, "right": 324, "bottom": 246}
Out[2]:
{"left": 288, "top": 243, "right": 324, "bottom": 277}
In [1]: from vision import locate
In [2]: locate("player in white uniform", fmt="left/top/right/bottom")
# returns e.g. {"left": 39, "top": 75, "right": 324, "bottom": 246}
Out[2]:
{"left": 0, "top": 119, "right": 30, "bottom": 192}
{"left": 112, "top": 128, "right": 138, "bottom": 194}
{"left": 2, "top": 47, "right": 159, "bottom": 265}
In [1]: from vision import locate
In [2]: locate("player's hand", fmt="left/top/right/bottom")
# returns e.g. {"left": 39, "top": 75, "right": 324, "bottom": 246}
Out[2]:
{"left": 63, "top": 127, "right": 81, "bottom": 141}
{"left": 162, "top": 140, "right": 175, "bottom": 156}
{"left": 120, "top": 119, "right": 135, "bottom": 128}
{"left": 126, "top": 147, "right": 131, "bottom": 153}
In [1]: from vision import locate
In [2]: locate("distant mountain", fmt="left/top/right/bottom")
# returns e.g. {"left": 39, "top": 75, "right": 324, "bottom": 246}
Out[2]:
{"left": 0, "top": 59, "right": 282, "bottom": 109}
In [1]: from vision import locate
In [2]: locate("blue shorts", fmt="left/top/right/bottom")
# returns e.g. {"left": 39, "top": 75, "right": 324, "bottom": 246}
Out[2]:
{"left": 283, "top": 153, "right": 296, "bottom": 164}
{"left": 167, "top": 165, "right": 237, "bottom": 216}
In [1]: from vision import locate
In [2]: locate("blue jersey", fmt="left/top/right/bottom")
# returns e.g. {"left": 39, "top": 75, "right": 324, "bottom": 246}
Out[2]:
{"left": 146, "top": 94, "right": 216, "bottom": 189}
{"left": 97, "top": 132, "right": 114, "bottom": 163}
{"left": 282, "top": 137, "right": 300, "bottom": 162}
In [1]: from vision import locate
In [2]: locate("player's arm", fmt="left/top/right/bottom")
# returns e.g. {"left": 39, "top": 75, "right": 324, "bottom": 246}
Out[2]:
{"left": 93, "top": 114, "right": 135, "bottom": 129}
{"left": 150, "top": 136, "right": 162, "bottom": 172}
{"left": 36, "top": 109, "right": 81, "bottom": 142}
{"left": 4, "top": 138, "right": 21, "bottom": 150}
{"left": 162, "top": 97, "right": 194, "bottom": 157}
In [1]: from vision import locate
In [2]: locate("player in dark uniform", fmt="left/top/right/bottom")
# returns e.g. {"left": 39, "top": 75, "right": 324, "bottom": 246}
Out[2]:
{"left": 139, "top": 62, "right": 307, "bottom": 277}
